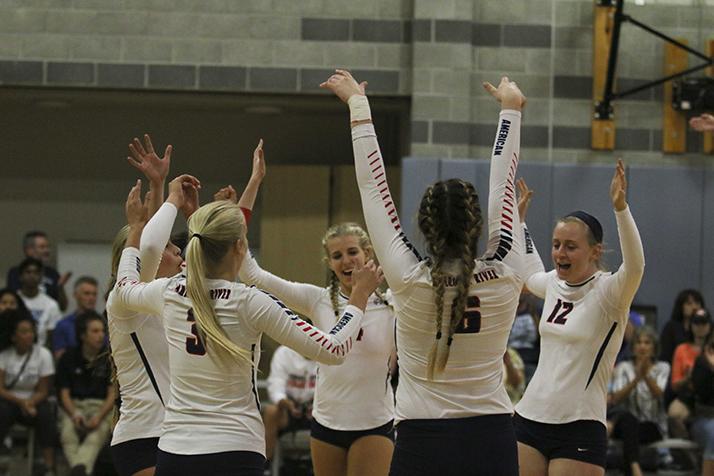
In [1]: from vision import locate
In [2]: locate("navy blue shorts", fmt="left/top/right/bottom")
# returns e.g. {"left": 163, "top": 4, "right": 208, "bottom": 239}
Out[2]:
{"left": 389, "top": 414, "right": 518, "bottom": 476}
{"left": 111, "top": 437, "right": 159, "bottom": 476}
{"left": 155, "top": 449, "right": 265, "bottom": 476}
{"left": 513, "top": 413, "right": 607, "bottom": 469}
{"left": 310, "top": 419, "right": 394, "bottom": 450}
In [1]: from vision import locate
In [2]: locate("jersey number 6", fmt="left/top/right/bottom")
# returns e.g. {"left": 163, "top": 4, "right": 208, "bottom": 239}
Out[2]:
{"left": 186, "top": 308, "right": 207, "bottom": 356}
{"left": 455, "top": 296, "right": 482, "bottom": 334}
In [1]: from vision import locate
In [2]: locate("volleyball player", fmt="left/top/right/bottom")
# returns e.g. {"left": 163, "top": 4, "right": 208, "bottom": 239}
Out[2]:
{"left": 514, "top": 159, "right": 645, "bottom": 476}
{"left": 226, "top": 140, "right": 395, "bottom": 475}
{"left": 322, "top": 71, "right": 528, "bottom": 475}
{"left": 109, "top": 175, "right": 383, "bottom": 476}
{"left": 107, "top": 133, "right": 181, "bottom": 476}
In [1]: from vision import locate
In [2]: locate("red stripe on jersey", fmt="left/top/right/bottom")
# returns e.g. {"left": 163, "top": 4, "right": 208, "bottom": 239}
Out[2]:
{"left": 326, "top": 343, "right": 333, "bottom": 351}
{"left": 310, "top": 331, "right": 318, "bottom": 337}
{"left": 377, "top": 180, "right": 386, "bottom": 187}
{"left": 368, "top": 150, "right": 379, "bottom": 159}
{"left": 375, "top": 172, "right": 385, "bottom": 180}
{"left": 372, "top": 164, "right": 383, "bottom": 173}
{"left": 296, "top": 321, "right": 305, "bottom": 327}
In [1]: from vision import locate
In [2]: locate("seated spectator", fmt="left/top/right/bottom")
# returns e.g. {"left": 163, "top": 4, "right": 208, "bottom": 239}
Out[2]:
{"left": 56, "top": 312, "right": 114, "bottom": 476}
{"left": 669, "top": 308, "right": 712, "bottom": 438}
{"left": 617, "top": 310, "right": 645, "bottom": 363}
{"left": 0, "top": 288, "right": 30, "bottom": 316}
{"left": 263, "top": 345, "right": 317, "bottom": 464}
{"left": 609, "top": 326, "right": 670, "bottom": 476}
{"left": 690, "top": 332, "right": 714, "bottom": 476}
{"left": 508, "top": 291, "right": 539, "bottom": 382}
{"left": 0, "top": 310, "right": 56, "bottom": 476}
{"left": 53, "top": 277, "right": 99, "bottom": 359}
{"left": 6, "top": 231, "right": 69, "bottom": 311}
{"left": 17, "top": 258, "right": 62, "bottom": 348}
{"left": 503, "top": 347, "right": 525, "bottom": 404}
{"left": 660, "top": 289, "right": 705, "bottom": 364}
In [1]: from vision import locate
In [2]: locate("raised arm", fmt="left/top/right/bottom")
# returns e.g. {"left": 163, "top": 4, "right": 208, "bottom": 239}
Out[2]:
{"left": 320, "top": 70, "right": 421, "bottom": 292}
{"left": 127, "top": 134, "right": 171, "bottom": 217}
{"left": 110, "top": 177, "right": 194, "bottom": 318}
{"left": 481, "top": 78, "right": 525, "bottom": 274}
{"left": 602, "top": 159, "right": 645, "bottom": 311}
{"left": 249, "top": 260, "right": 382, "bottom": 365}
{"left": 517, "top": 178, "right": 547, "bottom": 297}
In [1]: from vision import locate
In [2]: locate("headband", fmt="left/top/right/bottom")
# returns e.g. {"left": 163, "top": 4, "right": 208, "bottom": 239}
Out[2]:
{"left": 564, "top": 211, "right": 603, "bottom": 243}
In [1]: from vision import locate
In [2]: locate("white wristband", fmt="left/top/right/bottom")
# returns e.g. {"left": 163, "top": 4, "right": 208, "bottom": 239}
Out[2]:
{"left": 348, "top": 94, "right": 372, "bottom": 123}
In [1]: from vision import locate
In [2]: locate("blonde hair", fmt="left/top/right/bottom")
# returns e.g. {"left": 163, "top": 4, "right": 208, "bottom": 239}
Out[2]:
{"left": 186, "top": 201, "right": 252, "bottom": 364}
{"left": 418, "top": 179, "right": 482, "bottom": 380}
{"left": 106, "top": 225, "right": 130, "bottom": 301}
{"left": 556, "top": 216, "right": 606, "bottom": 271}
{"left": 321, "top": 223, "right": 388, "bottom": 317}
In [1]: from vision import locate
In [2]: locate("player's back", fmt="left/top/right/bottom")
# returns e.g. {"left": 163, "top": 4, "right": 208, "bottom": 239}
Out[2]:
{"left": 159, "top": 276, "right": 265, "bottom": 456}
{"left": 394, "top": 257, "right": 522, "bottom": 421}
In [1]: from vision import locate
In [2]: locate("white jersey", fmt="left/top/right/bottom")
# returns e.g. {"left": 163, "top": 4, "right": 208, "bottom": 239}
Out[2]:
{"left": 351, "top": 109, "right": 527, "bottom": 421}
{"left": 19, "top": 291, "right": 62, "bottom": 346}
{"left": 240, "top": 253, "right": 395, "bottom": 430}
{"left": 106, "top": 202, "right": 177, "bottom": 446}
{"left": 111, "top": 247, "right": 364, "bottom": 456}
{"left": 267, "top": 346, "right": 317, "bottom": 405}
{"left": 0, "top": 345, "right": 54, "bottom": 400}
{"left": 515, "top": 207, "right": 645, "bottom": 426}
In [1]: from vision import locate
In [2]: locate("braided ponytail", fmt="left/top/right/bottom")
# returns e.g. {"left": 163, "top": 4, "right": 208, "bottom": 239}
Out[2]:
{"left": 419, "top": 180, "right": 482, "bottom": 380}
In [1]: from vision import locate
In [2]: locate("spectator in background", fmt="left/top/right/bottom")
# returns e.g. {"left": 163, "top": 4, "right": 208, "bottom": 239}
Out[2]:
{"left": 669, "top": 308, "right": 712, "bottom": 438}
{"left": 263, "top": 345, "right": 317, "bottom": 464}
{"left": 660, "top": 289, "right": 705, "bottom": 364}
{"left": 17, "top": 258, "right": 62, "bottom": 347}
{"left": 56, "top": 311, "right": 114, "bottom": 476}
{"left": 508, "top": 291, "right": 540, "bottom": 382}
{"left": 609, "top": 326, "right": 669, "bottom": 476}
{"left": 6, "top": 231, "right": 70, "bottom": 311}
{"left": 0, "top": 288, "right": 30, "bottom": 316}
{"left": 617, "top": 310, "right": 646, "bottom": 363}
{"left": 0, "top": 310, "right": 56, "bottom": 476}
{"left": 690, "top": 332, "right": 714, "bottom": 476}
{"left": 504, "top": 348, "right": 525, "bottom": 405}
{"left": 53, "top": 277, "right": 99, "bottom": 359}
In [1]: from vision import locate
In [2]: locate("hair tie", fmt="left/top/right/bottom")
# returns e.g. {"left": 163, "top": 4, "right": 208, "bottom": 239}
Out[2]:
{"left": 447, "top": 336, "right": 453, "bottom": 346}
{"left": 564, "top": 211, "right": 603, "bottom": 243}
{"left": 191, "top": 233, "right": 203, "bottom": 241}
{"left": 435, "top": 331, "right": 442, "bottom": 340}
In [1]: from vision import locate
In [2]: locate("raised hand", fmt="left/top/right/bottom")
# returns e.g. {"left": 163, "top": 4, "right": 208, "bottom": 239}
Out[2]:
{"left": 516, "top": 178, "right": 533, "bottom": 221}
{"left": 181, "top": 180, "right": 200, "bottom": 219}
{"left": 214, "top": 185, "right": 238, "bottom": 203}
{"left": 689, "top": 113, "right": 714, "bottom": 132}
{"left": 319, "top": 69, "right": 368, "bottom": 103}
{"left": 482, "top": 76, "right": 526, "bottom": 111}
{"left": 125, "top": 179, "right": 150, "bottom": 228}
{"left": 351, "top": 260, "right": 384, "bottom": 296}
{"left": 167, "top": 174, "right": 200, "bottom": 211}
{"left": 610, "top": 158, "right": 627, "bottom": 212}
{"left": 127, "top": 134, "right": 172, "bottom": 184}
{"left": 250, "top": 139, "right": 266, "bottom": 183}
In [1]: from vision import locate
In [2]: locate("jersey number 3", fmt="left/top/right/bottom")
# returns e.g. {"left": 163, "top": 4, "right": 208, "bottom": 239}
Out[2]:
{"left": 186, "top": 308, "right": 207, "bottom": 356}
{"left": 546, "top": 298, "right": 574, "bottom": 325}
{"left": 455, "top": 296, "right": 481, "bottom": 334}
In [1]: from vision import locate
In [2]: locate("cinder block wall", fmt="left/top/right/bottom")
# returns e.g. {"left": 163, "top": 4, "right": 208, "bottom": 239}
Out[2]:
{"left": 409, "top": 0, "right": 714, "bottom": 164}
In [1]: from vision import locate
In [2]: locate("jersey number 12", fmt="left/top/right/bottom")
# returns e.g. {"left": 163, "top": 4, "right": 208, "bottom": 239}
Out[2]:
{"left": 546, "top": 298, "right": 574, "bottom": 325}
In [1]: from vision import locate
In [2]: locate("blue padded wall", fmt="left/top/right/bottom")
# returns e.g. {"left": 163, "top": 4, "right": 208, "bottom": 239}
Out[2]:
{"left": 629, "top": 165, "right": 704, "bottom": 327}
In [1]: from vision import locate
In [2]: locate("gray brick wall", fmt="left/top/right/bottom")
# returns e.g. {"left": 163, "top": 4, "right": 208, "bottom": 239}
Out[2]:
{"left": 0, "top": 0, "right": 712, "bottom": 162}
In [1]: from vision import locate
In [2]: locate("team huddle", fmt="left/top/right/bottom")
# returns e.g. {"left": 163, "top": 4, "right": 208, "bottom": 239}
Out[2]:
{"left": 102, "top": 72, "right": 643, "bottom": 476}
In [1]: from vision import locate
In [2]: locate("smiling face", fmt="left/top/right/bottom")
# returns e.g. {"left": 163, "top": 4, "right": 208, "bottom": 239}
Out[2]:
{"left": 325, "top": 234, "right": 370, "bottom": 294}
{"left": 551, "top": 219, "right": 602, "bottom": 284}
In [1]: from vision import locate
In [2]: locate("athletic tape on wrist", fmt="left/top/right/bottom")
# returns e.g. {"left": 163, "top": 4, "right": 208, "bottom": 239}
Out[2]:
{"left": 348, "top": 94, "right": 371, "bottom": 123}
